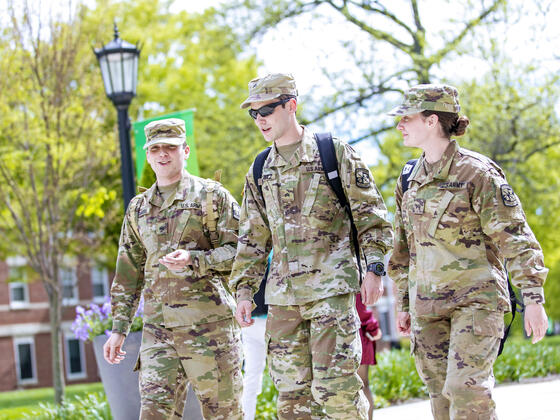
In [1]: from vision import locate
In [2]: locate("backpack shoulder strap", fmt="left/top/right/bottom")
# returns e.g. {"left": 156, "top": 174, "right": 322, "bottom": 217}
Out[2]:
{"left": 252, "top": 147, "right": 272, "bottom": 205}
{"left": 314, "top": 132, "right": 348, "bottom": 208}
{"left": 401, "top": 159, "right": 418, "bottom": 193}
{"left": 314, "top": 132, "right": 362, "bottom": 280}
{"left": 498, "top": 273, "right": 525, "bottom": 356}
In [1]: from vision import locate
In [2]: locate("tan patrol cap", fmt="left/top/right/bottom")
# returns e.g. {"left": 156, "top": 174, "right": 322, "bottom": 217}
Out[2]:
{"left": 143, "top": 118, "right": 186, "bottom": 150}
{"left": 240, "top": 73, "right": 298, "bottom": 109}
{"left": 387, "top": 84, "right": 461, "bottom": 116}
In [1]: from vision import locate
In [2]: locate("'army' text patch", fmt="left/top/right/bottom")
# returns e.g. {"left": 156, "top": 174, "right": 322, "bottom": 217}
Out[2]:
{"left": 355, "top": 168, "right": 371, "bottom": 188}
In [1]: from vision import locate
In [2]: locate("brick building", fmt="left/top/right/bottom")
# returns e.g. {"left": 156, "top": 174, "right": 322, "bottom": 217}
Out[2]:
{"left": 0, "top": 256, "right": 110, "bottom": 391}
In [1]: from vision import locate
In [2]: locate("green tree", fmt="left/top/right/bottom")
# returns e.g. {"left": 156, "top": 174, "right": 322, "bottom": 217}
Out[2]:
{"left": 0, "top": 1, "right": 122, "bottom": 403}
{"left": 85, "top": 0, "right": 262, "bottom": 200}
{"left": 229, "top": 0, "right": 505, "bottom": 139}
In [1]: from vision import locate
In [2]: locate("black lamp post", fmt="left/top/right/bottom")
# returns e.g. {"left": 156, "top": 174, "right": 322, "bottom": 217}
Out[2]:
{"left": 94, "top": 23, "right": 141, "bottom": 210}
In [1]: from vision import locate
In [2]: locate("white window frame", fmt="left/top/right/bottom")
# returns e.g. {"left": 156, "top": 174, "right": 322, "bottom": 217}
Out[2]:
{"left": 13, "top": 336, "right": 38, "bottom": 385}
{"left": 91, "top": 266, "right": 109, "bottom": 304}
{"left": 9, "top": 282, "right": 30, "bottom": 309}
{"left": 65, "top": 336, "right": 86, "bottom": 380}
{"left": 60, "top": 266, "right": 78, "bottom": 306}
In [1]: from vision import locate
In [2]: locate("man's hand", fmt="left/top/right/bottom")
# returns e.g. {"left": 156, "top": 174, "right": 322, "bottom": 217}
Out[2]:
{"left": 103, "top": 333, "right": 126, "bottom": 364}
{"left": 160, "top": 249, "right": 191, "bottom": 271}
{"left": 397, "top": 311, "right": 411, "bottom": 335}
{"left": 524, "top": 303, "right": 548, "bottom": 344}
{"left": 235, "top": 300, "right": 254, "bottom": 328}
{"left": 361, "top": 272, "right": 384, "bottom": 305}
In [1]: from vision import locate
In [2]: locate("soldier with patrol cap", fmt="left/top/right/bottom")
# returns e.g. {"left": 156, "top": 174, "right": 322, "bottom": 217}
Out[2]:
{"left": 103, "top": 118, "right": 244, "bottom": 419}
{"left": 387, "top": 84, "right": 549, "bottom": 420}
{"left": 229, "top": 73, "right": 393, "bottom": 419}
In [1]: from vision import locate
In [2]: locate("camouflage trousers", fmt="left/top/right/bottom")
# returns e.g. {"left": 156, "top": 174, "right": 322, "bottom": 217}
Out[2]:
{"left": 137, "top": 319, "right": 244, "bottom": 420}
{"left": 266, "top": 293, "right": 369, "bottom": 420}
{"left": 411, "top": 308, "right": 504, "bottom": 420}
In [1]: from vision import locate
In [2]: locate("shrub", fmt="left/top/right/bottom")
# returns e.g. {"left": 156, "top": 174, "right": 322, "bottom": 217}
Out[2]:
{"left": 24, "top": 393, "right": 112, "bottom": 420}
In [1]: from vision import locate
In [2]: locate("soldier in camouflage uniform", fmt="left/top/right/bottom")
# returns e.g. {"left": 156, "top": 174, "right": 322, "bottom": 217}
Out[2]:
{"left": 229, "top": 73, "right": 393, "bottom": 419}
{"left": 387, "top": 84, "right": 549, "bottom": 420}
{"left": 103, "top": 118, "right": 243, "bottom": 420}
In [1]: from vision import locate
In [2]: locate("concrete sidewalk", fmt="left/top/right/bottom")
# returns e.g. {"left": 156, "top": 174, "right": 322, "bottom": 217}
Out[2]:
{"left": 375, "top": 377, "right": 560, "bottom": 420}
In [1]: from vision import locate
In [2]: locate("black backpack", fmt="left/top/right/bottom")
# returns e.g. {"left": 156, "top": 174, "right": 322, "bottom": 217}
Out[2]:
{"left": 399, "top": 159, "right": 523, "bottom": 356}
{"left": 252, "top": 132, "right": 363, "bottom": 281}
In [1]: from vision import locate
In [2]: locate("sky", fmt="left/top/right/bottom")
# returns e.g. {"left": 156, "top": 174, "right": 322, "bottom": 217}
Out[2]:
{"left": 174, "top": 0, "right": 560, "bottom": 163}
{"left": 11, "top": 0, "right": 560, "bottom": 164}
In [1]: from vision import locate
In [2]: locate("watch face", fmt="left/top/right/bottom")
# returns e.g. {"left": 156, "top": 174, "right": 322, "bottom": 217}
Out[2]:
{"left": 368, "top": 262, "right": 385, "bottom": 276}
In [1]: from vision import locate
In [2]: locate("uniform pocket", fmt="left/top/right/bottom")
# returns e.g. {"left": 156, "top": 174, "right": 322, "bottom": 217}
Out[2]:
{"left": 427, "top": 191, "right": 454, "bottom": 237}
{"left": 473, "top": 310, "right": 504, "bottom": 338}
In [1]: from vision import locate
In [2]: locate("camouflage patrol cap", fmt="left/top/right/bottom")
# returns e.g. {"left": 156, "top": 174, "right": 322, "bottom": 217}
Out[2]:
{"left": 143, "top": 118, "right": 186, "bottom": 150}
{"left": 240, "top": 73, "right": 298, "bottom": 109}
{"left": 387, "top": 84, "right": 461, "bottom": 116}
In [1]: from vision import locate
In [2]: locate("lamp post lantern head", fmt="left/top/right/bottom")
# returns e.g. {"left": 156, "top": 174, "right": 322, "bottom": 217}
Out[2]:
{"left": 94, "top": 23, "right": 141, "bottom": 108}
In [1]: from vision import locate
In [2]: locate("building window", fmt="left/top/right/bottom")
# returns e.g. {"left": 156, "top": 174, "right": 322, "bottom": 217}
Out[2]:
{"left": 9, "top": 282, "right": 29, "bottom": 309}
{"left": 91, "top": 266, "right": 109, "bottom": 303}
{"left": 65, "top": 337, "right": 86, "bottom": 379}
{"left": 8, "top": 265, "right": 30, "bottom": 309}
{"left": 14, "top": 337, "right": 37, "bottom": 384}
{"left": 60, "top": 267, "right": 78, "bottom": 305}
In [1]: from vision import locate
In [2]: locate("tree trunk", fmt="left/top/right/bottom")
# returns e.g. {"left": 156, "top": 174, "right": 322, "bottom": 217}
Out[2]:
{"left": 48, "top": 287, "right": 65, "bottom": 405}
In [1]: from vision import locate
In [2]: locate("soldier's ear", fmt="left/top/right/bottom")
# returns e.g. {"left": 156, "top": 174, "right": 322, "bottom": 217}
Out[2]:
{"left": 184, "top": 144, "right": 190, "bottom": 160}
{"left": 426, "top": 114, "right": 438, "bottom": 128}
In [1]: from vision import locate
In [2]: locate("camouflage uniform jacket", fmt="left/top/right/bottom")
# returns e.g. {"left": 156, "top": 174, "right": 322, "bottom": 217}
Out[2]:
{"left": 229, "top": 128, "right": 393, "bottom": 306}
{"left": 388, "top": 140, "right": 547, "bottom": 317}
{"left": 110, "top": 171, "right": 240, "bottom": 335}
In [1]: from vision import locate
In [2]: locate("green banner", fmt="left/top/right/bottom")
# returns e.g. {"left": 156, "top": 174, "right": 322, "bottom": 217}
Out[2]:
{"left": 132, "top": 109, "right": 199, "bottom": 181}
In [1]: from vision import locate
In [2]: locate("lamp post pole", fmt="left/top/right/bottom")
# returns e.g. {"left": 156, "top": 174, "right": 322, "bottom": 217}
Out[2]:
{"left": 94, "top": 23, "right": 141, "bottom": 210}
{"left": 116, "top": 105, "right": 135, "bottom": 208}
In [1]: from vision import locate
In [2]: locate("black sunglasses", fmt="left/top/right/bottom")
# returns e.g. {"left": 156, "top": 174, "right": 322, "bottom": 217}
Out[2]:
{"left": 248, "top": 98, "right": 291, "bottom": 119}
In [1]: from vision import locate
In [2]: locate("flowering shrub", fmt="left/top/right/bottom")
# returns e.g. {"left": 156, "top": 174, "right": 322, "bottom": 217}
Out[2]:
{"left": 71, "top": 296, "right": 144, "bottom": 341}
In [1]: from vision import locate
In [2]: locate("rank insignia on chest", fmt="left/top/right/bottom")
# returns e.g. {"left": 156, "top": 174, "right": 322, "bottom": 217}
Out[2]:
{"left": 157, "top": 224, "right": 168, "bottom": 235}
{"left": 355, "top": 168, "right": 371, "bottom": 188}
{"left": 500, "top": 184, "right": 518, "bottom": 207}
{"left": 232, "top": 202, "right": 240, "bottom": 220}
{"left": 412, "top": 198, "right": 425, "bottom": 214}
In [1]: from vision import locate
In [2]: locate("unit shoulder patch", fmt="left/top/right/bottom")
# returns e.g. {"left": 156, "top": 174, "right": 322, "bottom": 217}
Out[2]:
{"left": 500, "top": 184, "right": 518, "bottom": 207}
{"left": 355, "top": 168, "right": 371, "bottom": 188}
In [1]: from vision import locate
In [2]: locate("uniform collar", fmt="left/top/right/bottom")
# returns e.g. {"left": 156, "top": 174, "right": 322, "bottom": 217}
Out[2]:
{"left": 146, "top": 170, "right": 191, "bottom": 209}
{"left": 267, "top": 126, "right": 315, "bottom": 169}
{"left": 410, "top": 139, "right": 459, "bottom": 184}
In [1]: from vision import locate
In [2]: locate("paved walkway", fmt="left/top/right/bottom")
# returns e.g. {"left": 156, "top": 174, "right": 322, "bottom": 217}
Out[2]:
{"left": 375, "top": 376, "right": 560, "bottom": 419}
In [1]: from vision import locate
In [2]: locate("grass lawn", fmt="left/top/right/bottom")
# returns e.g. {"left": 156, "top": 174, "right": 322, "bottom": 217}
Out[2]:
{"left": 0, "top": 382, "right": 105, "bottom": 419}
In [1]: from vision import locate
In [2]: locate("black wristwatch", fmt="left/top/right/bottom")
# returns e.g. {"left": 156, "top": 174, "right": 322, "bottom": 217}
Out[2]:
{"left": 366, "top": 262, "right": 386, "bottom": 277}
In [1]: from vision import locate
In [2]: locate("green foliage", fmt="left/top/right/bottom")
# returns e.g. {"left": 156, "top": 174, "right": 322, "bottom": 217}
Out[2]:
{"left": 24, "top": 393, "right": 111, "bottom": 420}
{"left": 255, "top": 369, "right": 278, "bottom": 418}
{"left": 494, "top": 337, "right": 560, "bottom": 382}
{"left": 0, "top": 383, "right": 104, "bottom": 411}
{"left": 83, "top": 0, "right": 262, "bottom": 200}
{"left": 370, "top": 348, "right": 428, "bottom": 406}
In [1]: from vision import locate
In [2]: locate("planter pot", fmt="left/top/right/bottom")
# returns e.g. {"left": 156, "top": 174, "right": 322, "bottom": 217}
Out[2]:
{"left": 93, "top": 331, "right": 203, "bottom": 420}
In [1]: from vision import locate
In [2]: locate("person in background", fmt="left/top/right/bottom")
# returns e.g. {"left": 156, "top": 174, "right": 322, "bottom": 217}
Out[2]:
{"left": 356, "top": 293, "right": 382, "bottom": 420}
{"left": 241, "top": 252, "right": 271, "bottom": 420}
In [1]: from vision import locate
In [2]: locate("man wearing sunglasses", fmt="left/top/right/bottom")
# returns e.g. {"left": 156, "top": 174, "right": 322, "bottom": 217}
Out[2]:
{"left": 229, "top": 73, "right": 393, "bottom": 419}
